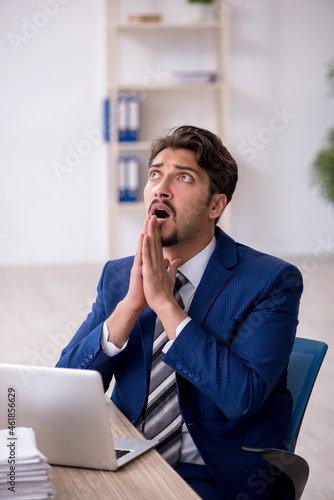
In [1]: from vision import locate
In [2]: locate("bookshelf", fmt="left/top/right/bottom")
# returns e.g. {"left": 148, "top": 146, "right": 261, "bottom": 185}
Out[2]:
{"left": 106, "top": 0, "right": 230, "bottom": 258}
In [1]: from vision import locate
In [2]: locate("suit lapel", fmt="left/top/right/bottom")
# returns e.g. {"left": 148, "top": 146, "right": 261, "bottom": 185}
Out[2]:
{"left": 188, "top": 228, "right": 238, "bottom": 325}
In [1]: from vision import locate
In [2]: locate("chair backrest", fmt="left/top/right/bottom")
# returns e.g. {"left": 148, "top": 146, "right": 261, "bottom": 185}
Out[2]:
{"left": 287, "top": 337, "right": 328, "bottom": 452}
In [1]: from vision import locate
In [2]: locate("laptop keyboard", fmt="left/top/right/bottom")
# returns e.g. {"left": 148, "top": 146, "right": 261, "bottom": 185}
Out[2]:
{"left": 115, "top": 448, "right": 131, "bottom": 459}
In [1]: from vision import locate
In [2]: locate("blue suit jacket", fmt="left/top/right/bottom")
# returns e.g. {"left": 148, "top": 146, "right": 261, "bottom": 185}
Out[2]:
{"left": 56, "top": 228, "right": 303, "bottom": 499}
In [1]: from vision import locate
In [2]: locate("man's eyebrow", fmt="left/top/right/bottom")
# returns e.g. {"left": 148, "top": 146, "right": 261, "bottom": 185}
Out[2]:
{"left": 149, "top": 162, "right": 163, "bottom": 169}
{"left": 149, "top": 163, "right": 200, "bottom": 176}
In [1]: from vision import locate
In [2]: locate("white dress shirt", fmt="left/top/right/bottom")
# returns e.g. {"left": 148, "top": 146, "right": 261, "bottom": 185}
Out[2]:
{"left": 101, "top": 235, "right": 217, "bottom": 465}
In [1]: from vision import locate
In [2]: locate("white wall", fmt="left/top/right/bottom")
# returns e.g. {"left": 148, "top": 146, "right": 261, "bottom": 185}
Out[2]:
{"left": 0, "top": 0, "right": 108, "bottom": 266}
{"left": 228, "top": 0, "right": 334, "bottom": 256}
{"left": 0, "top": 0, "right": 333, "bottom": 266}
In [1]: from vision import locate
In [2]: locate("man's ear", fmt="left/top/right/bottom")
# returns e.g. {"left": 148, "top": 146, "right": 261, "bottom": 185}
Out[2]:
{"left": 208, "top": 193, "right": 227, "bottom": 221}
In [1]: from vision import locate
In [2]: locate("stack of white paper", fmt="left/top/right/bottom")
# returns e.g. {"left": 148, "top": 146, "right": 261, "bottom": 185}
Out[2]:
{"left": 0, "top": 427, "right": 54, "bottom": 499}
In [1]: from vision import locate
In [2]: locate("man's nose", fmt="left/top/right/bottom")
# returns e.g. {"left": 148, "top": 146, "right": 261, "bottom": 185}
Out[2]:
{"left": 154, "top": 177, "right": 172, "bottom": 199}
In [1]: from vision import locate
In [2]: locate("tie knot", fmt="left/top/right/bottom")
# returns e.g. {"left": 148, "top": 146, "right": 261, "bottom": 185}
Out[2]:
{"left": 174, "top": 272, "right": 187, "bottom": 293}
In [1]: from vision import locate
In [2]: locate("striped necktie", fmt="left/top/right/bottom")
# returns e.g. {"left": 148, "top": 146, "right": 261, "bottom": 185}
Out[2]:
{"left": 141, "top": 272, "right": 187, "bottom": 466}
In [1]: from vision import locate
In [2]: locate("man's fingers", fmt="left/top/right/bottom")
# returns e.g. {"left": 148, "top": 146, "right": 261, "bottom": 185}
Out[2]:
{"left": 143, "top": 216, "right": 150, "bottom": 236}
{"left": 145, "top": 216, "right": 161, "bottom": 267}
{"left": 142, "top": 234, "right": 152, "bottom": 266}
{"left": 134, "top": 232, "right": 144, "bottom": 265}
{"left": 153, "top": 217, "right": 165, "bottom": 266}
{"left": 152, "top": 217, "right": 162, "bottom": 256}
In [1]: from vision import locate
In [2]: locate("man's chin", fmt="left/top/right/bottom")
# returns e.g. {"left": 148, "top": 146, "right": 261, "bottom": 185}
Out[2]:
{"left": 161, "top": 230, "right": 178, "bottom": 248}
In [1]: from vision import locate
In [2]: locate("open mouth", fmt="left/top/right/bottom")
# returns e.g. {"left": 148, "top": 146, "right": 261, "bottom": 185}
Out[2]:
{"left": 152, "top": 204, "right": 171, "bottom": 222}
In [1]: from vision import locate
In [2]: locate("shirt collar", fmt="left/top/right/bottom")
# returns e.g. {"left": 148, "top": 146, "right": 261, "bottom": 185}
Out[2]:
{"left": 178, "top": 235, "right": 217, "bottom": 289}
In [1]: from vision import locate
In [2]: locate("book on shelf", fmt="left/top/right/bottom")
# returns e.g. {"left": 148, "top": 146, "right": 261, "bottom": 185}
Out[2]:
{"left": 167, "top": 70, "right": 219, "bottom": 84}
{"left": 128, "top": 15, "right": 162, "bottom": 24}
{"left": 118, "top": 94, "right": 140, "bottom": 142}
{"left": 0, "top": 427, "right": 54, "bottom": 499}
{"left": 119, "top": 156, "right": 140, "bottom": 202}
{"left": 103, "top": 98, "right": 111, "bottom": 142}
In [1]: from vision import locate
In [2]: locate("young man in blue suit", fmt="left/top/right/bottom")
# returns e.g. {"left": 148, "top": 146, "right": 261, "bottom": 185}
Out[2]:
{"left": 56, "top": 126, "right": 303, "bottom": 499}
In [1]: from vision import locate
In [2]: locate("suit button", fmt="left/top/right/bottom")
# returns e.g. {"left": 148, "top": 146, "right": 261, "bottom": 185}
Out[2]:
{"left": 81, "top": 360, "right": 86, "bottom": 367}
{"left": 85, "top": 357, "right": 90, "bottom": 363}
{"left": 176, "top": 362, "right": 183, "bottom": 370}
{"left": 188, "top": 370, "right": 194, "bottom": 378}
{"left": 77, "top": 364, "right": 82, "bottom": 369}
{"left": 89, "top": 353, "right": 93, "bottom": 359}
{"left": 182, "top": 366, "right": 189, "bottom": 374}
{"left": 194, "top": 374, "right": 201, "bottom": 382}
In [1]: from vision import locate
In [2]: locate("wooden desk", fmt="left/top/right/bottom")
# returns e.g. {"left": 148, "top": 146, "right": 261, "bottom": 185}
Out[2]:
{"left": 51, "top": 398, "right": 200, "bottom": 499}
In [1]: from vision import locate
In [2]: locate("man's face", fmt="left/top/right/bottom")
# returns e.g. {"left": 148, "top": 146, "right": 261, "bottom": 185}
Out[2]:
{"left": 144, "top": 148, "right": 219, "bottom": 252}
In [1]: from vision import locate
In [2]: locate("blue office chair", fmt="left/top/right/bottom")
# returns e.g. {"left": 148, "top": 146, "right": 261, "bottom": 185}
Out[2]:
{"left": 242, "top": 337, "right": 328, "bottom": 500}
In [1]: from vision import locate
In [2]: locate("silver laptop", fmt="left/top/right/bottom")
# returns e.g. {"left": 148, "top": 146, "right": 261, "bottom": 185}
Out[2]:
{"left": 0, "top": 363, "right": 157, "bottom": 470}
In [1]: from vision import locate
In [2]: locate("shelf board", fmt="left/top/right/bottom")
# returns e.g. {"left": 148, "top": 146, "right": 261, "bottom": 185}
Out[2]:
{"left": 110, "top": 82, "right": 224, "bottom": 92}
{"left": 108, "top": 22, "right": 222, "bottom": 30}
{"left": 116, "top": 141, "right": 151, "bottom": 152}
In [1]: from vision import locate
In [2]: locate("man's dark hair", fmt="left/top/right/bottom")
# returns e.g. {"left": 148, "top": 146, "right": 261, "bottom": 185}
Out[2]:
{"left": 149, "top": 125, "right": 238, "bottom": 207}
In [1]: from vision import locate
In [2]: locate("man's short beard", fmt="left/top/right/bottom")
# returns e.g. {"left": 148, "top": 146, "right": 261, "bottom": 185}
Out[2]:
{"left": 161, "top": 229, "right": 179, "bottom": 248}
{"left": 159, "top": 190, "right": 214, "bottom": 248}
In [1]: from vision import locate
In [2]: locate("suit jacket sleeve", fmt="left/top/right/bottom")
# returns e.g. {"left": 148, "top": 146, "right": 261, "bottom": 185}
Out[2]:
{"left": 163, "top": 262, "right": 303, "bottom": 421}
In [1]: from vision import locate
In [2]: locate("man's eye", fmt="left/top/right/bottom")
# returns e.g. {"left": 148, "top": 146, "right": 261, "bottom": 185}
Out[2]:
{"left": 149, "top": 171, "right": 161, "bottom": 180}
{"left": 179, "top": 173, "right": 192, "bottom": 182}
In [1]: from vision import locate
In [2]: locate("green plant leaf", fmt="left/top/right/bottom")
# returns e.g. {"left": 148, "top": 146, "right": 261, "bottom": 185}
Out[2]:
{"left": 312, "top": 128, "right": 334, "bottom": 204}
{"left": 327, "top": 59, "right": 334, "bottom": 96}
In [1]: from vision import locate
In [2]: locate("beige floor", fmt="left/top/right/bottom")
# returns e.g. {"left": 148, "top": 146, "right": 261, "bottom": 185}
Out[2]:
{"left": 0, "top": 255, "right": 333, "bottom": 499}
